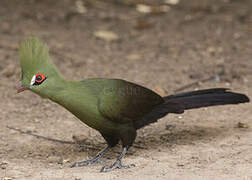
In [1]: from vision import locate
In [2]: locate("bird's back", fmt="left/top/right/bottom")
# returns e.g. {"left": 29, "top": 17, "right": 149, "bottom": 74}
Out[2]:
{"left": 81, "top": 78, "right": 165, "bottom": 125}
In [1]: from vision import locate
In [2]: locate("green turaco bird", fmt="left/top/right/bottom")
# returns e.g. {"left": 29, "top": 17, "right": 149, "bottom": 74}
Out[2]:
{"left": 17, "top": 37, "right": 250, "bottom": 172}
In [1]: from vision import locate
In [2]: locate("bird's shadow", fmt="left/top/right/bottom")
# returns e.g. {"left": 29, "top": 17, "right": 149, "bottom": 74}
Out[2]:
{"left": 6, "top": 126, "right": 102, "bottom": 151}
{"left": 6, "top": 124, "right": 240, "bottom": 158}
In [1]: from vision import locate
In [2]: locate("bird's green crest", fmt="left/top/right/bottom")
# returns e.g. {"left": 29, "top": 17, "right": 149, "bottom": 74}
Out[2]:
{"left": 19, "top": 37, "right": 61, "bottom": 89}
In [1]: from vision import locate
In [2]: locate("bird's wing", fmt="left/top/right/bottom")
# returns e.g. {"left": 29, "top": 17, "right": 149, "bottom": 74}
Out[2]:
{"left": 95, "top": 79, "right": 164, "bottom": 124}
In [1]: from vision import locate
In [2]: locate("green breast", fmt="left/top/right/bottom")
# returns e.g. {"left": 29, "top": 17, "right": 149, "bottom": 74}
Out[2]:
{"left": 51, "top": 81, "right": 117, "bottom": 134}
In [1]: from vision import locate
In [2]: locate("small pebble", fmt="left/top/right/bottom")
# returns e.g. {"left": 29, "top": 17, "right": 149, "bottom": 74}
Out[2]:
{"left": 237, "top": 122, "right": 249, "bottom": 128}
{"left": 62, "top": 159, "right": 70, "bottom": 164}
{"left": 3, "top": 177, "right": 12, "bottom": 180}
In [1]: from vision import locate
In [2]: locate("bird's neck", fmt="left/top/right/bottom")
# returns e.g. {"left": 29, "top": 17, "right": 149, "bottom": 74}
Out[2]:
{"left": 37, "top": 77, "right": 71, "bottom": 102}
{"left": 44, "top": 79, "right": 88, "bottom": 111}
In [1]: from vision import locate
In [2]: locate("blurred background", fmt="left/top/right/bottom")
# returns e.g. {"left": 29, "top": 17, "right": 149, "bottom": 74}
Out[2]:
{"left": 0, "top": 0, "right": 251, "bottom": 179}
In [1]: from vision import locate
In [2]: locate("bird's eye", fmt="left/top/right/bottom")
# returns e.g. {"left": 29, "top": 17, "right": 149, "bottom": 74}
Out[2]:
{"left": 36, "top": 75, "right": 42, "bottom": 82}
{"left": 30, "top": 73, "right": 46, "bottom": 86}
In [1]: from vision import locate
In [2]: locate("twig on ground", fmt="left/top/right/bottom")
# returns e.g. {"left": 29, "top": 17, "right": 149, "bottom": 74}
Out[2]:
{"left": 6, "top": 126, "right": 101, "bottom": 150}
{"left": 174, "top": 75, "right": 220, "bottom": 92}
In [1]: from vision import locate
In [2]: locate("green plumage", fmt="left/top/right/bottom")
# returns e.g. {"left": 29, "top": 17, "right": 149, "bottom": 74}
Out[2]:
{"left": 18, "top": 37, "right": 164, "bottom": 144}
{"left": 18, "top": 37, "right": 249, "bottom": 172}
{"left": 19, "top": 37, "right": 62, "bottom": 96}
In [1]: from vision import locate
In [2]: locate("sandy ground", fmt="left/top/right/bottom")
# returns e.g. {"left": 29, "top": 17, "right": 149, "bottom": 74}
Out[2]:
{"left": 0, "top": 0, "right": 251, "bottom": 179}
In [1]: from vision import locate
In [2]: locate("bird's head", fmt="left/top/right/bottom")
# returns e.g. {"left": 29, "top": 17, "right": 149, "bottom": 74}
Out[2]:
{"left": 17, "top": 37, "right": 62, "bottom": 97}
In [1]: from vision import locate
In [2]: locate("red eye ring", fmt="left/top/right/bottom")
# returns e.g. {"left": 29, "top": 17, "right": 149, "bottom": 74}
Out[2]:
{"left": 35, "top": 73, "right": 46, "bottom": 83}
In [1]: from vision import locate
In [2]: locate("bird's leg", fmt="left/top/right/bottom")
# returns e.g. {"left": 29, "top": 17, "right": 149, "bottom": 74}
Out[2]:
{"left": 100, "top": 146, "right": 135, "bottom": 172}
{"left": 71, "top": 145, "right": 110, "bottom": 167}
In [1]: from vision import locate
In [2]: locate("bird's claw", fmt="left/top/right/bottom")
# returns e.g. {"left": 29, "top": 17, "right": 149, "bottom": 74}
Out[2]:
{"left": 71, "top": 158, "right": 107, "bottom": 168}
{"left": 71, "top": 161, "right": 89, "bottom": 167}
{"left": 100, "top": 161, "right": 135, "bottom": 172}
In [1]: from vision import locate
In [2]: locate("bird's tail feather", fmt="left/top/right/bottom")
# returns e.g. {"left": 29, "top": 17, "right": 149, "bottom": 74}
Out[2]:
{"left": 163, "top": 88, "right": 249, "bottom": 112}
{"left": 134, "top": 88, "right": 249, "bottom": 129}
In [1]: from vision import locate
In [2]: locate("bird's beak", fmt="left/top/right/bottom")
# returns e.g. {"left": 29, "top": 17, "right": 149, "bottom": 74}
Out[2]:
{"left": 16, "top": 85, "right": 29, "bottom": 93}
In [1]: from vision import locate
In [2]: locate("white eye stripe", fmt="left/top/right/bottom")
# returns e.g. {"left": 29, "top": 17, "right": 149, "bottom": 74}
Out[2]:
{"left": 30, "top": 75, "right": 36, "bottom": 85}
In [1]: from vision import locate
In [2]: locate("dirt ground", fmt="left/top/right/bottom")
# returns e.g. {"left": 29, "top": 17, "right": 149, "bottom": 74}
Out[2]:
{"left": 0, "top": 0, "right": 251, "bottom": 179}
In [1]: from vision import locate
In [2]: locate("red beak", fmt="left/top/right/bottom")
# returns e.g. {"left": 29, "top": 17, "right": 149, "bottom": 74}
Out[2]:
{"left": 16, "top": 85, "right": 29, "bottom": 93}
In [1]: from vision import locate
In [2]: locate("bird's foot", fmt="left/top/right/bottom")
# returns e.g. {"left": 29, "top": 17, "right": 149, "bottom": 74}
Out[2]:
{"left": 71, "top": 157, "right": 107, "bottom": 167}
{"left": 71, "top": 159, "right": 106, "bottom": 167}
{"left": 100, "top": 160, "right": 135, "bottom": 172}
{"left": 71, "top": 146, "right": 110, "bottom": 168}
